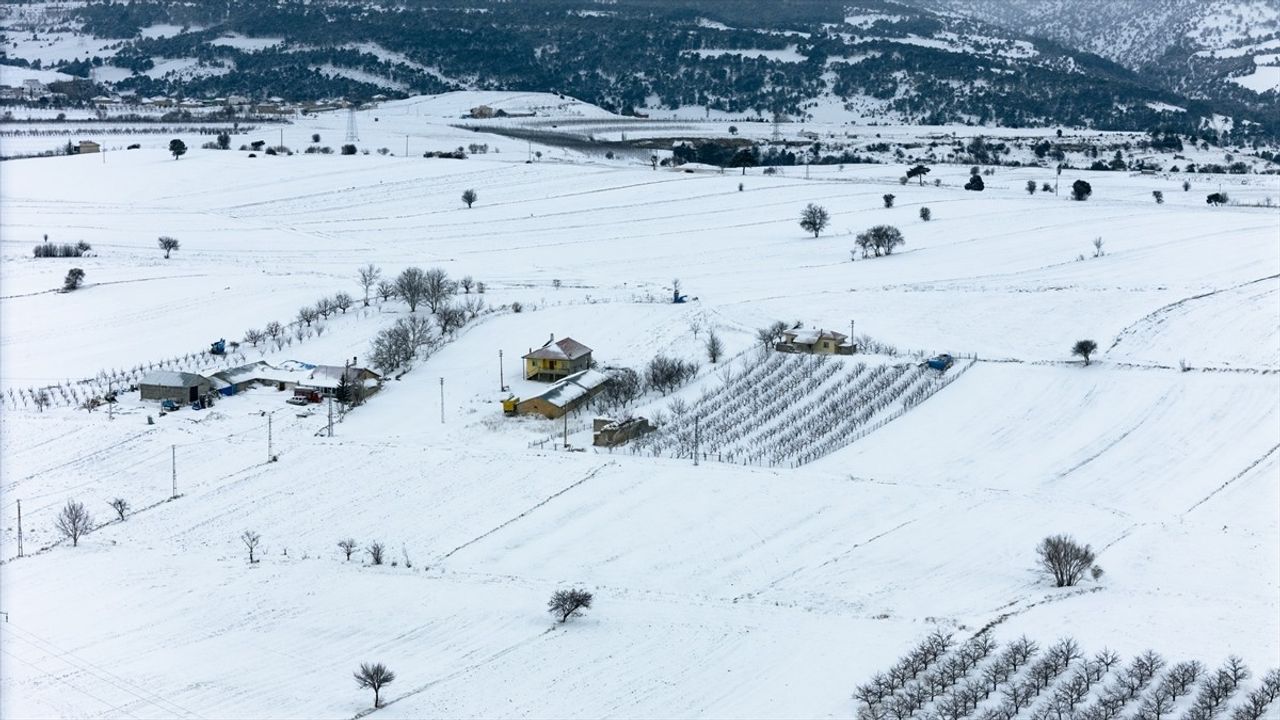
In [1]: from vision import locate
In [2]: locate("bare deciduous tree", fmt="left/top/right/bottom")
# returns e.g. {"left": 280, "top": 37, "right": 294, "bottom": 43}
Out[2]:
{"left": 600, "top": 366, "right": 641, "bottom": 408}
{"left": 460, "top": 275, "right": 475, "bottom": 294}
{"left": 243, "top": 328, "right": 265, "bottom": 346}
{"left": 338, "top": 538, "right": 358, "bottom": 560}
{"left": 1037, "top": 534, "right": 1095, "bottom": 587}
{"left": 354, "top": 662, "right": 396, "bottom": 708}
{"left": 265, "top": 321, "right": 284, "bottom": 340}
{"left": 56, "top": 500, "right": 93, "bottom": 546}
{"left": 109, "top": 497, "right": 130, "bottom": 521}
{"left": 1073, "top": 339, "right": 1098, "bottom": 366}
{"left": 435, "top": 302, "right": 466, "bottom": 335}
{"left": 755, "top": 320, "right": 789, "bottom": 350}
{"left": 422, "top": 268, "right": 456, "bottom": 313}
{"left": 799, "top": 203, "right": 830, "bottom": 238}
{"left": 158, "top": 236, "right": 180, "bottom": 259}
{"left": 645, "top": 355, "right": 697, "bottom": 394}
{"left": 462, "top": 188, "right": 478, "bottom": 208}
{"left": 376, "top": 280, "right": 396, "bottom": 303}
{"left": 855, "top": 225, "right": 906, "bottom": 258}
{"left": 367, "top": 542, "right": 385, "bottom": 565}
{"left": 548, "top": 588, "right": 593, "bottom": 623}
{"left": 242, "top": 530, "right": 261, "bottom": 563}
{"left": 298, "top": 306, "right": 319, "bottom": 327}
{"left": 333, "top": 292, "right": 353, "bottom": 314}
{"left": 358, "top": 264, "right": 382, "bottom": 306}
{"left": 395, "top": 267, "right": 428, "bottom": 312}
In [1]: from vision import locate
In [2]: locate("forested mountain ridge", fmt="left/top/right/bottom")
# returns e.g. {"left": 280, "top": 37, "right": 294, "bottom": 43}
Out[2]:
{"left": 904, "top": 0, "right": 1279, "bottom": 124}
{"left": 2, "top": 0, "right": 1275, "bottom": 141}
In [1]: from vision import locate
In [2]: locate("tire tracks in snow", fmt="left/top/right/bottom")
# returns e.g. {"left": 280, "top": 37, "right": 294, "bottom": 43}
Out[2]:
{"left": 438, "top": 460, "right": 616, "bottom": 561}
{"left": 1106, "top": 273, "right": 1280, "bottom": 355}
{"left": 351, "top": 626, "right": 558, "bottom": 718}
{"left": 1181, "top": 442, "right": 1280, "bottom": 516}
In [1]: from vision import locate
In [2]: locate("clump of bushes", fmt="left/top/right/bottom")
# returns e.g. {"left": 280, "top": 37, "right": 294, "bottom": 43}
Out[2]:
{"left": 34, "top": 240, "right": 91, "bottom": 258}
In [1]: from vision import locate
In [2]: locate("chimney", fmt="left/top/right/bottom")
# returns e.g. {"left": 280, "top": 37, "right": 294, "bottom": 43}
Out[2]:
{"left": 549, "top": 332, "right": 555, "bottom": 343}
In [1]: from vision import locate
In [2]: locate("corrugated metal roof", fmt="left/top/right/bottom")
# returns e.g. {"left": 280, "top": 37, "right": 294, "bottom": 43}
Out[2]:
{"left": 524, "top": 337, "right": 592, "bottom": 361}
{"left": 139, "top": 370, "right": 208, "bottom": 387}
{"left": 524, "top": 369, "right": 609, "bottom": 408}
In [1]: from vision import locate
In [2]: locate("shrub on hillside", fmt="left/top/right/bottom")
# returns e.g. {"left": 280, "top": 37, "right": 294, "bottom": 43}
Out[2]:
{"left": 854, "top": 225, "right": 905, "bottom": 258}
{"left": 1037, "top": 534, "right": 1095, "bottom": 587}
{"left": 548, "top": 588, "right": 593, "bottom": 623}
{"left": 645, "top": 355, "right": 697, "bottom": 394}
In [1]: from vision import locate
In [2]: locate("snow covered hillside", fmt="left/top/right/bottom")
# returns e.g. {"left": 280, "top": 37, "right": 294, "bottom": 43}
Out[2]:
{"left": 1, "top": 101, "right": 1278, "bottom": 718}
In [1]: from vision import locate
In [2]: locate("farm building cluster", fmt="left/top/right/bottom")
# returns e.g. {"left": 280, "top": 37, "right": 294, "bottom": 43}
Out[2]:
{"left": 138, "top": 359, "right": 380, "bottom": 407}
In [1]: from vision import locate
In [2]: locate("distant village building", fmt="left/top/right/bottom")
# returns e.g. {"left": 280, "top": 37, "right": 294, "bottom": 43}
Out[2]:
{"left": 298, "top": 364, "right": 381, "bottom": 398}
{"left": 76, "top": 141, "right": 101, "bottom": 154}
{"left": 778, "top": 328, "right": 855, "bottom": 355}
{"left": 469, "top": 104, "right": 495, "bottom": 119}
{"left": 512, "top": 369, "right": 609, "bottom": 419}
{"left": 139, "top": 370, "right": 212, "bottom": 403}
{"left": 524, "top": 336, "right": 593, "bottom": 382}
{"left": 22, "top": 79, "right": 46, "bottom": 98}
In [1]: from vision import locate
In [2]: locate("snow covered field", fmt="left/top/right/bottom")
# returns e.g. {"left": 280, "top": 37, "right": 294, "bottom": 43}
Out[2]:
{"left": 1, "top": 94, "right": 1278, "bottom": 718}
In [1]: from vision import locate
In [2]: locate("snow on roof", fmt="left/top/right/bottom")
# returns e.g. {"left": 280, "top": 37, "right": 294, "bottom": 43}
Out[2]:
{"left": 786, "top": 328, "right": 847, "bottom": 345}
{"left": 140, "top": 370, "right": 208, "bottom": 387}
{"left": 212, "top": 361, "right": 306, "bottom": 385}
{"left": 527, "top": 369, "right": 609, "bottom": 408}
{"left": 524, "top": 337, "right": 592, "bottom": 361}
{"left": 305, "top": 365, "right": 380, "bottom": 387}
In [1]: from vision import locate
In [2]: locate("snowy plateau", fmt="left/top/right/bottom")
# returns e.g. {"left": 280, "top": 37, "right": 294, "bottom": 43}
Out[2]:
{"left": 0, "top": 89, "right": 1278, "bottom": 720}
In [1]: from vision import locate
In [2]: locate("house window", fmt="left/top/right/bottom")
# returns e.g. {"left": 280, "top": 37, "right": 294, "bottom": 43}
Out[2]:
{"left": 822, "top": 342, "right": 829, "bottom": 349}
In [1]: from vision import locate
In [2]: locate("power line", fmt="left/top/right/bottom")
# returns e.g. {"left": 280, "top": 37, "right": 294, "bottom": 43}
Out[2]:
{"left": 4, "top": 623, "right": 204, "bottom": 718}
{"left": 0, "top": 646, "right": 144, "bottom": 720}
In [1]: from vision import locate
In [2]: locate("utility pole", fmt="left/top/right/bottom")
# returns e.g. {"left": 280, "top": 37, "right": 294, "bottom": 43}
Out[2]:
{"left": 279, "top": 127, "right": 283, "bottom": 149}
{"left": 439, "top": 378, "right": 445, "bottom": 424}
{"left": 267, "top": 412, "right": 273, "bottom": 462}
{"left": 171, "top": 444, "right": 177, "bottom": 499}
{"left": 563, "top": 412, "right": 568, "bottom": 448}
{"left": 498, "top": 349, "right": 505, "bottom": 391}
{"left": 328, "top": 393, "right": 334, "bottom": 437}
{"left": 405, "top": 134, "right": 409, "bottom": 158}
{"left": 16, "top": 500, "right": 22, "bottom": 558}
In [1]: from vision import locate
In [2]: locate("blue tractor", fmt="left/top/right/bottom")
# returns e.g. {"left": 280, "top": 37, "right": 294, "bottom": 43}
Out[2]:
{"left": 209, "top": 338, "right": 226, "bottom": 355}
{"left": 924, "top": 353, "right": 954, "bottom": 371}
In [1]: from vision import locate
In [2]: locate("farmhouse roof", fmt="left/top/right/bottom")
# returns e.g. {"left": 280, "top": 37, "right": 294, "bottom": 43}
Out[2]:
{"left": 301, "top": 365, "right": 381, "bottom": 389}
{"left": 524, "top": 337, "right": 592, "bottom": 361}
{"left": 786, "top": 328, "right": 849, "bottom": 345}
{"left": 528, "top": 369, "right": 609, "bottom": 409}
{"left": 139, "top": 370, "right": 208, "bottom": 388}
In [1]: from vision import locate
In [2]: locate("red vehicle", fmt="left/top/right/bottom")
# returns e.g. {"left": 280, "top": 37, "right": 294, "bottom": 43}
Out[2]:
{"left": 292, "top": 388, "right": 323, "bottom": 404}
